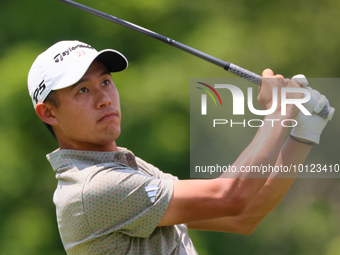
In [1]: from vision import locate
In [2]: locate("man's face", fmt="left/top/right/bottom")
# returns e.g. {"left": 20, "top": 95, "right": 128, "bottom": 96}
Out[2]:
{"left": 50, "top": 60, "right": 121, "bottom": 151}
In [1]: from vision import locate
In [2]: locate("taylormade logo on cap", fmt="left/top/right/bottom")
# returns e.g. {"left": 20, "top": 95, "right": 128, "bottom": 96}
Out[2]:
{"left": 53, "top": 44, "right": 95, "bottom": 63}
{"left": 27, "top": 40, "right": 128, "bottom": 109}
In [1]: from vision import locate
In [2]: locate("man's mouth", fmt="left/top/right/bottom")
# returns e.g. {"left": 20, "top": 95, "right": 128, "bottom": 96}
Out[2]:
{"left": 98, "top": 112, "right": 118, "bottom": 122}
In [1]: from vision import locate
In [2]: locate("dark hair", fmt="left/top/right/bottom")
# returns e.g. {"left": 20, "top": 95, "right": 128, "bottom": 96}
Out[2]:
{"left": 43, "top": 90, "right": 59, "bottom": 139}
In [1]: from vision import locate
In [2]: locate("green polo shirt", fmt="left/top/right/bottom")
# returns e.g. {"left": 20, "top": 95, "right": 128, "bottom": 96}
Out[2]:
{"left": 47, "top": 147, "right": 198, "bottom": 255}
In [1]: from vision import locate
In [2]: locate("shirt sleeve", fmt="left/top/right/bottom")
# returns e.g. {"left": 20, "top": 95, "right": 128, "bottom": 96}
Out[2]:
{"left": 82, "top": 162, "right": 174, "bottom": 238}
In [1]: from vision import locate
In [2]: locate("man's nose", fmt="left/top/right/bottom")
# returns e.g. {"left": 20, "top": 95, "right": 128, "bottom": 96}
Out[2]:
{"left": 95, "top": 88, "right": 112, "bottom": 109}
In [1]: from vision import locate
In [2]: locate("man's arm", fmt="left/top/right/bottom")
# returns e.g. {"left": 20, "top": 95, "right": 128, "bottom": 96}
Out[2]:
{"left": 186, "top": 136, "right": 312, "bottom": 234}
{"left": 157, "top": 69, "right": 307, "bottom": 226}
{"left": 185, "top": 76, "right": 332, "bottom": 233}
{"left": 157, "top": 113, "right": 286, "bottom": 226}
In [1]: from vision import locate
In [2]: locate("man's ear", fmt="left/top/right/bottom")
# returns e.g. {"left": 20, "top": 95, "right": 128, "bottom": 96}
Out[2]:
{"left": 35, "top": 103, "right": 59, "bottom": 126}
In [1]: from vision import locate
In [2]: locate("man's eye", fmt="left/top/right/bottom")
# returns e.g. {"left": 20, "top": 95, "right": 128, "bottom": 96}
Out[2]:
{"left": 102, "top": 80, "right": 110, "bottom": 86}
{"left": 79, "top": 87, "right": 88, "bottom": 93}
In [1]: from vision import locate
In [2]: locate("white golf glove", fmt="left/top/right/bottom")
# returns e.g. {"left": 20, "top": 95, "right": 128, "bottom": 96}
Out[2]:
{"left": 290, "top": 75, "right": 333, "bottom": 144}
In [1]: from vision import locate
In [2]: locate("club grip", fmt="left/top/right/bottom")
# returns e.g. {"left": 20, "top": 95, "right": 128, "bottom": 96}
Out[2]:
{"left": 319, "top": 103, "right": 335, "bottom": 120}
{"left": 224, "top": 63, "right": 333, "bottom": 119}
{"left": 225, "top": 63, "right": 263, "bottom": 86}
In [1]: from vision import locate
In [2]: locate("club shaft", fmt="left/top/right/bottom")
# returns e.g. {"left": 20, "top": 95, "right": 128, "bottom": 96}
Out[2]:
{"left": 56, "top": 0, "right": 331, "bottom": 119}
{"left": 56, "top": 0, "right": 263, "bottom": 86}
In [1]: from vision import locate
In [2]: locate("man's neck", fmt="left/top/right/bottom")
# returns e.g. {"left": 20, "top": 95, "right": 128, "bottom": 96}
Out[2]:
{"left": 58, "top": 139, "right": 119, "bottom": 152}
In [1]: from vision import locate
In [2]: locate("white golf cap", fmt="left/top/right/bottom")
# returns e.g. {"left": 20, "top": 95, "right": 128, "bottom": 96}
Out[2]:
{"left": 28, "top": 40, "right": 128, "bottom": 108}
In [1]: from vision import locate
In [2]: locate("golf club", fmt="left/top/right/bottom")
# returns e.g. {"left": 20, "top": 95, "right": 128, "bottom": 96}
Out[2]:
{"left": 56, "top": 0, "right": 334, "bottom": 120}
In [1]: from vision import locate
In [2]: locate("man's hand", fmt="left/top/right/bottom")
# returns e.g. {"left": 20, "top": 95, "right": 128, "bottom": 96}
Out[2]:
{"left": 291, "top": 85, "right": 331, "bottom": 144}
{"left": 258, "top": 69, "right": 303, "bottom": 119}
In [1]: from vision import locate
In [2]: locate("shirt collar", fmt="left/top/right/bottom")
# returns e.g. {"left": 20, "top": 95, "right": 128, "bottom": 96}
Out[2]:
{"left": 46, "top": 147, "right": 138, "bottom": 171}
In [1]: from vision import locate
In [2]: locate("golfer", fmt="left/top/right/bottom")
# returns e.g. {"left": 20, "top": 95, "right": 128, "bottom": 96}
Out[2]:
{"left": 28, "top": 40, "right": 330, "bottom": 254}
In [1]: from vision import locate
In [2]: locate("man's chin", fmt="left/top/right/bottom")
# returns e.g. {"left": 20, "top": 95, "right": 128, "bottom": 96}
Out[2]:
{"left": 97, "top": 130, "right": 121, "bottom": 146}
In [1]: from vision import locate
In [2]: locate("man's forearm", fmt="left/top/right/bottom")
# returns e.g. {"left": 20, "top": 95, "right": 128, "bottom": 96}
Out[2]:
{"left": 217, "top": 113, "right": 289, "bottom": 208}
{"left": 232, "top": 135, "right": 312, "bottom": 232}
{"left": 188, "top": 136, "right": 312, "bottom": 233}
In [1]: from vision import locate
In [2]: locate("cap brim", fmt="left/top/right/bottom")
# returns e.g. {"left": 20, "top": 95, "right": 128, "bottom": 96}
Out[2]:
{"left": 96, "top": 49, "right": 128, "bottom": 72}
{"left": 52, "top": 49, "right": 128, "bottom": 91}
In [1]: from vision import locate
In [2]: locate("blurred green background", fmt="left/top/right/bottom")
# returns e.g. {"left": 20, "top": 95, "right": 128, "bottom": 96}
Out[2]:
{"left": 0, "top": 0, "right": 339, "bottom": 254}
